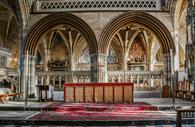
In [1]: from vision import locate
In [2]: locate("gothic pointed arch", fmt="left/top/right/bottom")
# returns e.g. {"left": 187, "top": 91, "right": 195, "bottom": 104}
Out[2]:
{"left": 99, "top": 11, "right": 175, "bottom": 54}
{"left": 0, "top": 1, "right": 19, "bottom": 69}
{"left": 24, "top": 13, "right": 98, "bottom": 55}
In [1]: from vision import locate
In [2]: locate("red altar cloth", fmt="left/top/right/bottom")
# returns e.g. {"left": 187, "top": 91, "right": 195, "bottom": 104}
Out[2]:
{"left": 64, "top": 83, "right": 134, "bottom": 103}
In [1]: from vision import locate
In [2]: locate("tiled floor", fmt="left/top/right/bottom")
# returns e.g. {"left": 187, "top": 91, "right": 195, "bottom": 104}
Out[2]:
{"left": 136, "top": 98, "right": 195, "bottom": 108}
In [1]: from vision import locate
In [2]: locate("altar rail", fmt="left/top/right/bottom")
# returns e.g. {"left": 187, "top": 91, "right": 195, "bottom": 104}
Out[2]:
{"left": 36, "top": 71, "right": 90, "bottom": 90}
{"left": 35, "top": 70, "right": 162, "bottom": 91}
{"left": 64, "top": 83, "right": 134, "bottom": 103}
{"left": 108, "top": 71, "right": 163, "bottom": 91}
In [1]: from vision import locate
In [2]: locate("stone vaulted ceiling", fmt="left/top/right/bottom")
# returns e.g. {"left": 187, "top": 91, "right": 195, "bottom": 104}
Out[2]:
{"left": 0, "top": 3, "right": 18, "bottom": 48}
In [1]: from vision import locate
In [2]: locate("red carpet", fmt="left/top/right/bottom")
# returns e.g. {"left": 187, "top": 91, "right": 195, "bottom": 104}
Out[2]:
{"left": 29, "top": 102, "right": 172, "bottom": 121}
{"left": 46, "top": 102, "right": 158, "bottom": 111}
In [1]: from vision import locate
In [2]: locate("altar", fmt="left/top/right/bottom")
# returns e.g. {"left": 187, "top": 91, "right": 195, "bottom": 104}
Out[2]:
{"left": 64, "top": 83, "right": 134, "bottom": 103}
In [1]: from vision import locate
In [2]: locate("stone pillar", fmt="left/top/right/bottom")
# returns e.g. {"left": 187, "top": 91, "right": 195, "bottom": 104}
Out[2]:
{"left": 70, "top": 54, "right": 75, "bottom": 71}
{"left": 90, "top": 54, "right": 108, "bottom": 82}
{"left": 21, "top": 55, "right": 37, "bottom": 98}
{"left": 44, "top": 66, "right": 49, "bottom": 85}
{"left": 174, "top": 31, "right": 179, "bottom": 70}
{"left": 90, "top": 54, "right": 98, "bottom": 82}
{"left": 98, "top": 54, "right": 108, "bottom": 82}
{"left": 18, "top": 32, "right": 25, "bottom": 93}
{"left": 190, "top": 45, "right": 195, "bottom": 81}
{"left": 69, "top": 30, "right": 75, "bottom": 71}
{"left": 191, "top": 57, "right": 195, "bottom": 80}
{"left": 22, "top": 55, "right": 28, "bottom": 99}
{"left": 122, "top": 53, "right": 128, "bottom": 71}
{"left": 43, "top": 45, "right": 50, "bottom": 85}
{"left": 29, "top": 55, "right": 36, "bottom": 96}
{"left": 163, "top": 54, "right": 171, "bottom": 87}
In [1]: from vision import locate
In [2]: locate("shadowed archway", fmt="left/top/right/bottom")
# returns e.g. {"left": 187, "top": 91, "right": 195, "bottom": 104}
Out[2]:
{"left": 24, "top": 13, "right": 98, "bottom": 55}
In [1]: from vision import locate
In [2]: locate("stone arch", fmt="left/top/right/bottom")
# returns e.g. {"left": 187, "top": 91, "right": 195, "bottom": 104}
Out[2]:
{"left": 0, "top": 1, "right": 19, "bottom": 58}
{"left": 99, "top": 11, "right": 175, "bottom": 54}
{"left": 24, "top": 13, "right": 98, "bottom": 55}
{"left": 0, "top": 1, "right": 19, "bottom": 37}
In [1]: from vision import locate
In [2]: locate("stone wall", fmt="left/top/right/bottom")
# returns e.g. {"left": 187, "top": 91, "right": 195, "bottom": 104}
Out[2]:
{"left": 24, "top": 11, "right": 173, "bottom": 40}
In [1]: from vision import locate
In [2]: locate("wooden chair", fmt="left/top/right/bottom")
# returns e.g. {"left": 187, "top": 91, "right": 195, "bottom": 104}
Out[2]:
{"left": 162, "top": 85, "right": 170, "bottom": 97}
{"left": 185, "top": 80, "right": 191, "bottom": 100}
{"left": 175, "top": 81, "right": 183, "bottom": 99}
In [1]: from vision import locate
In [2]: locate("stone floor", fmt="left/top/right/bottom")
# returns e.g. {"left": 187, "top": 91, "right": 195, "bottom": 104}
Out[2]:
{"left": 136, "top": 98, "right": 195, "bottom": 109}
{"left": 0, "top": 98, "right": 194, "bottom": 126}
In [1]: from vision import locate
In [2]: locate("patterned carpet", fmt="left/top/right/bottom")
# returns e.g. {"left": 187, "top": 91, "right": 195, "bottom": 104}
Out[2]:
{"left": 29, "top": 102, "right": 173, "bottom": 121}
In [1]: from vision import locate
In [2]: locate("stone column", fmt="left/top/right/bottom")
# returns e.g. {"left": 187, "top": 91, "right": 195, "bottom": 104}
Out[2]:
{"left": 163, "top": 54, "right": 171, "bottom": 87}
{"left": 70, "top": 54, "right": 75, "bottom": 71}
{"left": 69, "top": 30, "right": 75, "bottom": 71}
{"left": 18, "top": 32, "right": 25, "bottom": 93}
{"left": 122, "top": 53, "right": 128, "bottom": 71}
{"left": 21, "top": 55, "right": 28, "bottom": 99}
{"left": 90, "top": 54, "right": 108, "bottom": 82}
{"left": 90, "top": 54, "right": 98, "bottom": 82}
{"left": 191, "top": 57, "right": 195, "bottom": 80}
{"left": 174, "top": 31, "right": 180, "bottom": 70}
{"left": 44, "top": 46, "right": 50, "bottom": 85}
{"left": 122, "top": 53, "right": 128, "bottom": 82}
{"left": 190, "top": 45, "right": 195, "bottom": 81}
{"left": 29, "top": 55, "right": 36, "bottom": 96}
{"left": 22, "top": 55, "right": 37, "bottom": 98}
